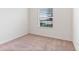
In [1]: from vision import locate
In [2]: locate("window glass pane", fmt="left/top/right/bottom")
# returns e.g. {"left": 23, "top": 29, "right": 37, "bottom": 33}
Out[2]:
{"left": 39, "top": 8, "right": 53, "bottom": 27}
{"left": 40, "top": 8, "right": 53, "bottom": 17}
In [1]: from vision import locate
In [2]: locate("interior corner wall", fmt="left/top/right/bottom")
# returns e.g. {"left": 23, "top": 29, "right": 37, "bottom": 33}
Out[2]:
{"left": 0, "top": 8, "right": 28, "bottom": 44}
{"left": 27, "top": 8, "right": 31, "bottom": 33}
{"left": 73, "top": 8, "right": 79, "bottom": 50}
{"left": 29, "top": 8, "right": 73, "bottom": 41}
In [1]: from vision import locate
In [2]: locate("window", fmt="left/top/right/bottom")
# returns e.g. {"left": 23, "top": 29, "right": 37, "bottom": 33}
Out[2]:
{"left": 40, "top": 8, "right": 53, "bottom": 27}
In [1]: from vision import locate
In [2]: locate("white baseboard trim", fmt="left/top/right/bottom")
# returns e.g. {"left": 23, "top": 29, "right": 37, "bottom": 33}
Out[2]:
{"left": 0, "top": 32, "right": 72, "bottom": 45}
{"left": 0, "top": 33, "right": 28, "bottom": 44}
{"left": 29, "top": 33, "right": 72, "bottom": 42}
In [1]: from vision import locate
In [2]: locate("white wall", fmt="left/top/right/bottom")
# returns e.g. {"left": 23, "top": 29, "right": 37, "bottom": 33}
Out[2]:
{"left": 29, "top": 8, "right": 73, "bottom": 41}
{"left": 0, "top": 8, "right": 28, "bottom": 44}
{"left": 0, "top": 8, "right": 73, "bottom": 44}
{"left": 73, "top": 8, "right": 79, "bottom": 50}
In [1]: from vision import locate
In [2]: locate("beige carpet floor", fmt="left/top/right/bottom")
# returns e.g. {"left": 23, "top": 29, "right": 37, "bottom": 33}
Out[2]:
{"left": 0, "top": 34, "right": 75, "bottom": 51}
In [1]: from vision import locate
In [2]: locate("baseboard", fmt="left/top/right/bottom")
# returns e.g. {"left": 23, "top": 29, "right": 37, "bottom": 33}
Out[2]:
{"left": 0, "top": 33, "right": 28, "bottom": 44}
{"left": 0, "top": 32, "right": 72, "bottom": 45}
{"left": 29, "top": 33, "right": 72, "bottom": 42}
